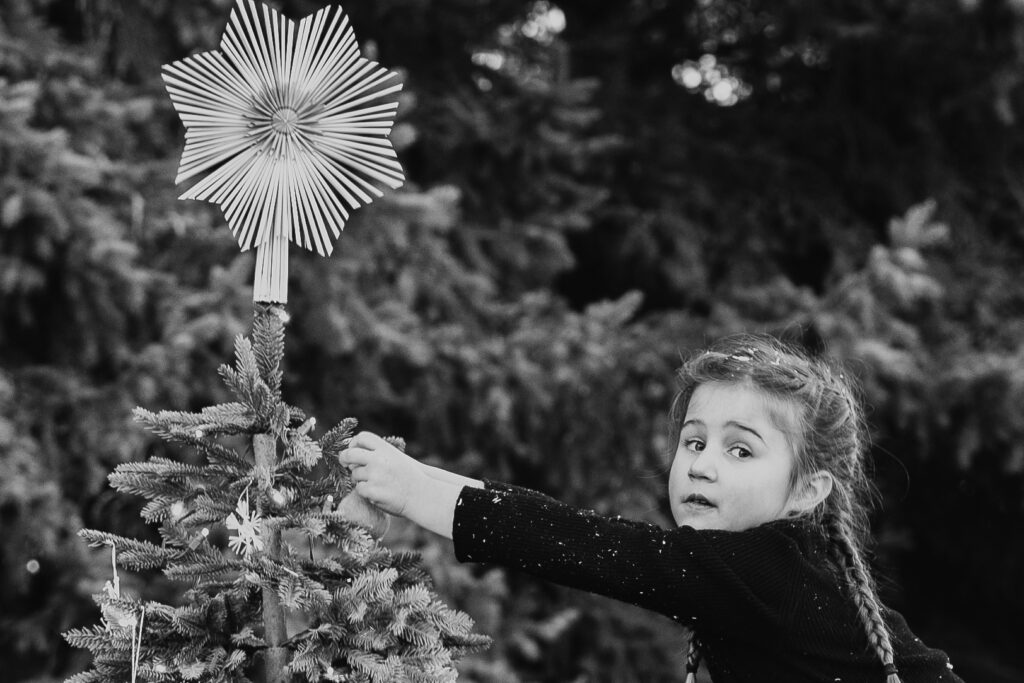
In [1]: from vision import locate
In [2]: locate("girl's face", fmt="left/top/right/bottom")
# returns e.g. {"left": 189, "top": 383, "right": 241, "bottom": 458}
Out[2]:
{"left": 669, "top": 380, "right": 801, "bottom": 531}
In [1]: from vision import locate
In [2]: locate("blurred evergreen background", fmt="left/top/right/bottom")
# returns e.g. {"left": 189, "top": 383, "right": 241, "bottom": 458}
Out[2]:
{"left": 2, "top": 0, "right": 1023, "bottom": 680}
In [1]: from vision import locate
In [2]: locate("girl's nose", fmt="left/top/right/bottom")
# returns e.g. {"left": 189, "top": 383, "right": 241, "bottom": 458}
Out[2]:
{"left": 687, "top": 448, "right": 716, "bottom": 481}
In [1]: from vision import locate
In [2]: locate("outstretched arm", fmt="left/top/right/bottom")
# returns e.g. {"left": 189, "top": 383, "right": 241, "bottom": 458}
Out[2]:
{"left": 339, "top": 432, "right": 804, "bottom": 633}
{"left": 338, "top": 431, "right": 484, "bottom": 539}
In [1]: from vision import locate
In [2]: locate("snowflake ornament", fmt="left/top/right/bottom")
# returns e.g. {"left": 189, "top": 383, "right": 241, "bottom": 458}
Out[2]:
{"left": 226, "top": 495, "right": 264, "bottom": 558}
{"left": 162, "top": 0, "right": 405, "bottom": 303}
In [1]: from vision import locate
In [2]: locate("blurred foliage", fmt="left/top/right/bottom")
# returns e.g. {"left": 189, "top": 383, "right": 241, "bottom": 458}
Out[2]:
{"left": 2, "top": 0, "right": 1024, "bottom": 681}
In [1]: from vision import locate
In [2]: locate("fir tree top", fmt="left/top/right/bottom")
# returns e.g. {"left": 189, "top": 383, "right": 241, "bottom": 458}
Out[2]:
{"left": 64, "top": 304, "right": 490, "bottom": 682}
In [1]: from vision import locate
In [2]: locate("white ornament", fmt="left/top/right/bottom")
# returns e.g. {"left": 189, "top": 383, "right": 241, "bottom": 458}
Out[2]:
{"left": 226, "top": 494, "right": 264, "bottom": 558}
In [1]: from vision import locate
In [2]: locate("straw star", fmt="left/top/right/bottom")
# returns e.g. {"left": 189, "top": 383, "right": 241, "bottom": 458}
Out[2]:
{"left": 162, "top": 0, "right": 405, "bottom": 302}
{"left": 226, "top": 496, "right": 264, "bottom": 559}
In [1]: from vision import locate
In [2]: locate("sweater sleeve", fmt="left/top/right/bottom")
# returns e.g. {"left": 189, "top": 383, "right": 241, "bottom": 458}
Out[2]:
{"left": 480, "top": 478, "right": 559, "bottom": 501}
{"left": 453, "top": 481, "right": 805, "bottom": 630}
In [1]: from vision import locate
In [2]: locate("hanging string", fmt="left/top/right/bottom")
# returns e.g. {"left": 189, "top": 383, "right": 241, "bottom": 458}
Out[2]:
{"left": 108, "top": 542, "right": 119, "bottom": 597}
{"left": 130, "top": 604, "right": 146, "bottom": 683}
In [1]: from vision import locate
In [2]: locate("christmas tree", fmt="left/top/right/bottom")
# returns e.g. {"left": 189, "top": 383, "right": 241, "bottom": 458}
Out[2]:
{"left": 63, "top": 303, "right": 490, "bottom": 682}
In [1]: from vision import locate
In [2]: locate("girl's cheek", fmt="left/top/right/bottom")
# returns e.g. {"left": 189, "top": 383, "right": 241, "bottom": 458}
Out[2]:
{"left": 668, "top": 453, "right": 687, "bottom": 481}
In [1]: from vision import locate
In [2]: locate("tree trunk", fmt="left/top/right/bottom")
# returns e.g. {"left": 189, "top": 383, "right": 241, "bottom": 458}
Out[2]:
{"left": 254, "top": 432, "right": 288, "bottom": 682}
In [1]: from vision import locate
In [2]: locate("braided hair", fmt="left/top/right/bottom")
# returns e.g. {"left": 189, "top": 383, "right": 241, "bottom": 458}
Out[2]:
{"left": 684, "top": 635, "right": 702, "bottom": 683}
{"left": 670, "top": 334, "right": 901, "bottom": 683}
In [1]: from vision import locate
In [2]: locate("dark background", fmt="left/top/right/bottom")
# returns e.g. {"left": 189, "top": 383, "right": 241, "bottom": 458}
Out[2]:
{"left": 2, "top": 0, "right": 1023, "bottom": 680}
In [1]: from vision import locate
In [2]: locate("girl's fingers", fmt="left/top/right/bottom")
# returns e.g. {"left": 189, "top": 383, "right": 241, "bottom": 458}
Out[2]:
{"left": 339, "top": 432, "right": 386, "bottom": 466}
{"left": 338, "top": 446, "right": 373, "bottom": 467}
{"left": 349, "top": 431, "right": 384, "bottom": 449}
{"left": 353, "top": 480, "right": 373, "bottom": 501}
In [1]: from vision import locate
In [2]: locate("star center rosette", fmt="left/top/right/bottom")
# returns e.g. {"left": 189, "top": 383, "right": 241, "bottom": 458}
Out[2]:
{"left": 163, "top": 0, "right": 405, "bottom": 303}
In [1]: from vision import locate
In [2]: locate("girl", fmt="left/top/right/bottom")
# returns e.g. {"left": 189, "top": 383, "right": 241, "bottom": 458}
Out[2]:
{"left": 338, "top": 334, "right": 963, "bottom": 682}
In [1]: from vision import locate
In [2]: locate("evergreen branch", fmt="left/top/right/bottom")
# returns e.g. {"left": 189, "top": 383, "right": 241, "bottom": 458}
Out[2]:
{"left": 193, "top": 491, "right": 244, "bottom": 521}
{"left": 233, "top": 336, "right": 261, "bottom": 394}
{"left": 86, "top": 660, "right": 134, "bottom": 679}
{"left": 218, "top": 362, "right": 249, "bottom": 405}
{"left": 230, "top": 626, "right": 265, "bottom": 648}
{"left": 109, "top": 459, "right": 222, "bottom": 504}
{"left": 155, "top": 531, "right": 234, "bottom": 566}
{"left": 164, "top": 558, "right": 240, "bottom": 581}
{"left": 291, "top": 432, "right": 322, "bottom": 468}
{"left": 64, "top": 671, "right": 104, "bottom": 683}
{"left": 406, "top": 664, "right": 458, "bottom": 683}
{"left": 201, "top": 401, "right": 257, "bottom": 425}
{"left": 278, "top": 572, "right": 333, "bottom": 611}
{"left": 347, "top": 650, "right": 400, "bottom": 682}
{"left": 204, "top": 442, "right": 255, "bottom": 475}
{"left": 134, "top": 409, "right": 260, "bottom": 454}
{"left": 227, "top": 648, "right": 250, "bottom": 670}
{"left": 216, "top": 335, "right": 286, "bottom": 437}
{"left": 63, "top": 625, "right": 117, "bottom": 652}
{"left": 141, "top": 497, "right": 181, "bottom": 523}
{"left": 349, "top": 542, "right": 394, "bottom": 570}
{"left": 394, "top": 585, "right": 432, "bottom": 611}
{"left": 389, "top": 552, "right": 432, "bottom": 586}
{"left": 350, "top": 567, "right": 399, "bottom": 603}
{"left": 134, "top": 405, "right": 255, "bottom": 435}
{"left": 273, "top": 475, "right": 336, "bottom": 509}
{"left": 183, "top": 546, "right": 236, "bottom": 574}
{"left": 170, "top": 604, "right": 211, "bottom": 638}
{"left": 108, "top": 468, "right": 194, "bottom": 501}
{"left": 302, "top": 557, "right": 362, "bottom": 589}
{"left": 320, "top": 517, "right": 378, "bottom": 548}
{"left": 251, "top": 554, "right": 333, "bottom": 613}
{"left": 284, "top": 649, "right": 320, "bottom": 681}
{"left": 318, "top": 417, "right": 359, "bottom": 458}
{"left": 134, "top": 405, "right": 199, "bottom": 430}
{"left": 287, "top": 405, "right": 309, "bottom": 427}
{"left": 159, "top": 521, "right": 206, "bottom": 549}
{"left": 253, "top": 304, "right": 286, "bottom": 396}
{"left": 177, "top": 661, "right": 209, "bottom": 680}
{"left": 444, "top": 632, "right": 493, "bottom": 657}
{"left": 285, "top": 622, "right": 347, "bottom": 647}
{"left": 118, "top": 456, "right": 210, "bottom": 478}
{"left": 392, "top": 615, "right": 441, "bottom": 649}
{"left": 269, "top": 402, "right": 291, "bottom": 437}
{"left": 276, "top": 574, "right": 305, "bottom": 610}
{"left": 78, "top": 529, "right": 173, "bottom": 569}
{"left": 425, "top": 604, "right": 474, "bottom": 637}
{"left": 127, "top": 424, "right": 255, "bottom": 476}
{"left": 296, "top": 514, "right": 328, "bottom": 539}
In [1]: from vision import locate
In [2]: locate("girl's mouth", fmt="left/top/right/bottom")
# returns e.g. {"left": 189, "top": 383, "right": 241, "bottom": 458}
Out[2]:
{"left": 683, "top": 494, "right": 716, "bottom": 509}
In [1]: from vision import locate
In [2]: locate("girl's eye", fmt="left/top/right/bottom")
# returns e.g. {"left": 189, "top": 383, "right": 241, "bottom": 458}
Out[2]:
{"left": 683, "top": 438, "right": 704, "bottom": 453}
{"left": 727, "top": 445, "right": 753, "bottom": 459}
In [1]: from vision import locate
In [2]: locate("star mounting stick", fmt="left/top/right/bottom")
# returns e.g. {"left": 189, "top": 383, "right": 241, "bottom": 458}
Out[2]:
{"left": 163, "top": 0, "right": 405, "bottom": 303}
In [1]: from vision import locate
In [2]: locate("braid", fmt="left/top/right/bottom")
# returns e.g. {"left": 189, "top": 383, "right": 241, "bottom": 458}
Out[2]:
{"left": 826, "top": 511, "right": 902, "bottom": 683}
{"left": 684, "top": 633, "right": 702, "bottom": 683}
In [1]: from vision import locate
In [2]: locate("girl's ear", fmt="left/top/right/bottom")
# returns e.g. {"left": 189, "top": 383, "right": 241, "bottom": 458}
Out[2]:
{"left": 788, "top": 470, "right": 834, "bottom": 515}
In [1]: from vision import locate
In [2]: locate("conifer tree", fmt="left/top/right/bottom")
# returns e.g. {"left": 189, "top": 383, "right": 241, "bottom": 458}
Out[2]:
{"left": 63, "top": 303, "right": 490, "bottom": 682}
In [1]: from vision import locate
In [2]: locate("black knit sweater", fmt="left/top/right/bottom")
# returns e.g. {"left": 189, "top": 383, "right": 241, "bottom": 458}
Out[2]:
{"left": 452, "top": 479, "right": 964, "bottom": 683}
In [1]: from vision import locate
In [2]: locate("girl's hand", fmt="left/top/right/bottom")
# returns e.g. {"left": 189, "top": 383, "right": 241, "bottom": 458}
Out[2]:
{"left": 338, "top": 431, "right": 430, "bottom": 518}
